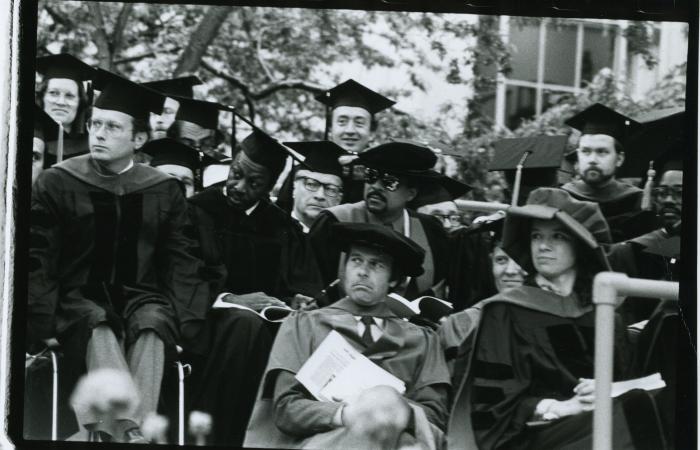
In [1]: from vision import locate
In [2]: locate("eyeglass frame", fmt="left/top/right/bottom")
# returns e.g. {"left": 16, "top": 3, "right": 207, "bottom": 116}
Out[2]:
{"left": 363, "top": 167, "right": 402, "bottom": 192}
{"left": 294, "top": 176, "right": 343, "bottom": 198}
{"left": 431, "top": 213, "right": 462, "bottom": 225}
{"left": 86, "top": 118, "right": 133, "bottom": 137}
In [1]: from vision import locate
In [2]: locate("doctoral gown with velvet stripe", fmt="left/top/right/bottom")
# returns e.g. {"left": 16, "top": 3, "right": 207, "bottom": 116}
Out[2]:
{"left": 446, "top": 285, "right": 668, "bottom": 450}
{"left": 560, "top": 179, "right": 659, "bottom": 242}
{"left": 187, "top": 185, "right": 324, "bottom": 303}
{"left": 25, "top": 154, "right": 212, "bottom": 439}
{"left": 244, "top": 297, "right": 451, "bottom": 448}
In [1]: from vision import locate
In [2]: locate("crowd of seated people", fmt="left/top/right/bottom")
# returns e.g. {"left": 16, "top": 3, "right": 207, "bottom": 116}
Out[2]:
{"left": 24, "top": 53, "right": 686, "bottom": 448}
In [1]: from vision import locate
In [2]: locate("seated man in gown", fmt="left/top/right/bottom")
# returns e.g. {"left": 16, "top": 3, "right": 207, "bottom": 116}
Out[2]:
{"left": 244, "top": 223, "right": 451, "bottom": 449}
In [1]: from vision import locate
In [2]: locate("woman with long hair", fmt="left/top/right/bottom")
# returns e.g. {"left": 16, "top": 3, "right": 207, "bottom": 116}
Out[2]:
{"left": 446, "top": 187, "right": 668, "bottom": 450}
{"left": 35, "top": 53, "right": 94, "bottom": 168}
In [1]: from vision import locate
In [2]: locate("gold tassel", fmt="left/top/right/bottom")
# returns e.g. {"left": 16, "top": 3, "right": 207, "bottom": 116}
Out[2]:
{"left": 641, "top": 161, "right": 655, "bottom": 211}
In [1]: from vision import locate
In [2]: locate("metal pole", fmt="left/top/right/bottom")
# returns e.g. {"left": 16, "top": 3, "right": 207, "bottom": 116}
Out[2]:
{"left": 454, "top": 199, "right": 510, "bottom": 213}
{"left": 592, "top": 272, "right": 679, "bottom": 450}
{"left": 177, "top": 361, "right": 185, "bottom": 446}
{"left": 50, "top": 350, "right": 58, "bottom": 441}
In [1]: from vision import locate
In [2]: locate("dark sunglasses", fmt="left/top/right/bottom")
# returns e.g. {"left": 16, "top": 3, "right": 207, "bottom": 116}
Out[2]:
{"left": 364, "top": 167, "right": 401, "bottom": 192}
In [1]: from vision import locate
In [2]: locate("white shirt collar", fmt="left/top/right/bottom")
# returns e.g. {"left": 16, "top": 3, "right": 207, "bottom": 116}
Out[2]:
{"left": 291, "top": 211, "right": 310, "bottom": 233}
{"left": 245, "top": 202, "right": 260, "bottom": 216}
{"left": 118, "top": 160, "right": 134, "bottom": 174}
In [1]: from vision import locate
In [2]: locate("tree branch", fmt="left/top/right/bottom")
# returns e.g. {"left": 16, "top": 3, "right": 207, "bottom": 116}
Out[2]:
{"left": 112, "top": 46, "right": 182, "bottom": 66}
{"left": 87, "top": 3, "right": 113, "bottom": 70}
{"left": 200, "top": 59, "right": 325, "bottom": 101}
{"left": 111, "top": 4, "right": 134, "bottom": 58}
{"left": 43, "top": 5, "right": 74, "bottom": 28}
{"left": 256, "top": 26, "right": 275, "bottom": 82}
{"left": 174, "top": 5, "right": 234, "bottom": 76}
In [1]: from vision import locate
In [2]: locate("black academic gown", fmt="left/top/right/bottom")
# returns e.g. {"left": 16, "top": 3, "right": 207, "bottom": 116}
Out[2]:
{"left": 445, "top": 228, "right": 497, "bottom": 312}
{"left": 446, "top": 285, "right": 667, "bottom": 450}
{"left": 561, "top": 179, "right": 657, "bottom": 242}
{"left": 26, "top": 155, "right": 210, "bottom": 439}
{"left": 43, "top": 134, "right": 90, "bottom": 168}
{"left": 608, "top": 228, "right": 680, "bottom": 325}
{"left": 308, "top": 202, "right": 449, "bottom": 301}
{"left": 181, "top": 186, "right": 324, "bottom": 446}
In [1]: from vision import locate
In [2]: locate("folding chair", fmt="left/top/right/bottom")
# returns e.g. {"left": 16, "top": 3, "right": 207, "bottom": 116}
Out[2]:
{"left": 174, "top": 345, "right": 192, "bottom": 446}
{"left": 25, "top": 338, "right": 61, "bottom": 441}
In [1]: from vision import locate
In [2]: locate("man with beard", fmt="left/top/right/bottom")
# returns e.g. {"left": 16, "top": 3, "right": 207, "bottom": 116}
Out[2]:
{"left": 284, "top": 141, "right": 347, "bottom": 232}
{"left": 276, "top": 80, "right": 395, "bottom": 210}
{"left": 309, "top": 141, "right": 470, "bottom": 302}
{"left": 142, "top": 76, "right": 202, "bottom": 141}
{"left": 184, "top": 127, "right": 324, "bottom": 445}
{"left": 26, "top": 69, "right": 212, "bottom": 443}
{"left": 561, "top": 103, "right": 648, "bottom": 241}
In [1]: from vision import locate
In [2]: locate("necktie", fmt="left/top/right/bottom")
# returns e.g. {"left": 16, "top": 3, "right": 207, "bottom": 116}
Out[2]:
{"left": 360, "top": 316, "right": 375, "bottom": 346}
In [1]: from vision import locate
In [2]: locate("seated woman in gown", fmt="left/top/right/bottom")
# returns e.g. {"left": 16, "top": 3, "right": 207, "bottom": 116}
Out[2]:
{"left": 445, "top": 187, "right": 669, "bottom": 450}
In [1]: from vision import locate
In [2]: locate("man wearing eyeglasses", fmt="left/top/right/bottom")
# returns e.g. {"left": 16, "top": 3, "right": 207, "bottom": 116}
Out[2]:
{"left": 284, "top": 141, "right": 347, "bottom": 232}
{"left": 309, "top": 141, "right": 470, "bottom": 302}
{"left": 417, "top": 201, "right": 464, "bottom": 232}
{"left": 27, "top": 69, "right": 213, "bottom": 443}
{"left": 608, "top": 146, "right": 684, "bottom": 326}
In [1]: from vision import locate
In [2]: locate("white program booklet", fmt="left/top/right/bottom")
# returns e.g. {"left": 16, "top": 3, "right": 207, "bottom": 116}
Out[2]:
{"left": 295, "top": 330, "right": 406, "bottom": 403}
{"left": 611, "top": 372, "right": 666, "bottom": 397}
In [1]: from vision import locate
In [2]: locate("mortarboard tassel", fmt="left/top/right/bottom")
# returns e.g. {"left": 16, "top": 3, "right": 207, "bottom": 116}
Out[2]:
{"left": 511, "top": 151, "right": 531, "bottom": 207}
{"left": 87, "top": 80, "right": 94, "bottom": 107}
{"left": 641, "top": 161, "right": 656, "bottom": 211}
{"left": 323, "top": 104, "right": 330, "bottom": 140}
{"left": 56, "top": 123, "right": 64, "bottom": 164}
{"left": 231, "top": 111, "right": 236, "bottom": 149}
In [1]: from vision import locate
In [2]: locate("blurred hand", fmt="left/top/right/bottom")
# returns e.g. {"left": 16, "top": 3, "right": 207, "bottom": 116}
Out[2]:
{"left": 342, "top": 386, "right": 411, "bottom": 449}
{"left": 223, "top": 292, "right": 286, "bottom": 311}
{"left": 573, "top": 378, "right": 595, "bottom": 410}
{"left": 290, "top": 294, "right": 318, "bottom": 311}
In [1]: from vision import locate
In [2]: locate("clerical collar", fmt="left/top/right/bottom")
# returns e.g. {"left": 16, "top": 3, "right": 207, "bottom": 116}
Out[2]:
{"left": 221, "top": 185, "right": 260, "bottom": 216}
{"left": 118, "top": 160, "right": 134, "bottom": 174}
{"left": 92, "top": 158, "right": 134, "bottom": 177}
{"left": 291, "top": 210, "right": 310, "bottom": 233}
{"left": 246, "top": 202, "right": 260, "bottom": 216}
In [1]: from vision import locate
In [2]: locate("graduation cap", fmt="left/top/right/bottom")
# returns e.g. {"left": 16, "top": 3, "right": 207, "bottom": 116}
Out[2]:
{"left": 358, "top": 141, "right": 471, "bottom": 207}
{"left": 316, "top": 79, "right": 395, "bottom": 140}
{"left": 315, "top": 79, "right": 395, "bottom": 114}
{"left": 142, "top": 76, "right": 202, "bottom": 99}
{"left": 239, "top": 127, "right": 309, "bottom": 180}
{"left": 465, "top": 213, "right": 506, "bottom": 244}
{"left": 358, "top": 141, "right": 438, "bottom": 174}
{"left": 141, "top": 138, "right": 200, "bottom": 173}
{"left": 282, "top": 141, "right": 347, "bottom": 178}
{"left": 173, "top": 97, "right": 232, "bottom": 129}
{"left": 489, "top": 135, "right": 568, "bottom": 205}
{"left": 616, "top": 108, "right": 686, "bottom": 179}
{"left": 34, "top": 105, "right": 60, "bottom": 141}
{"left": 36, "top": 53, "right": 95, "bottom": 83}
{"left": 332, "top": 222, "right": 425, "bottom": 277}
{"left": 93, "top": 69, "right": 165, "bottom": 123}
{"left": 201, "top": 148, "right": 231, "bottom": 168}
{"left": 565, "top": 103, "right": 642, "bottom": 144}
